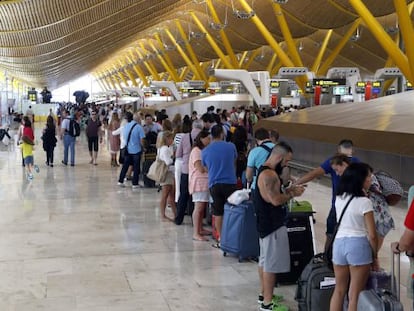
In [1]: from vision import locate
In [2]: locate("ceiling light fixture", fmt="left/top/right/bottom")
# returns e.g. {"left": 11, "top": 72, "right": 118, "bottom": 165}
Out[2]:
{"left": 231, "top": 0, "right": 256, "bottom": 19}
{"left": 273, "top": 0, "right": 288, "bottom": 3}
{"left": 350, "top": 27, "right": 361, "bottom": 42}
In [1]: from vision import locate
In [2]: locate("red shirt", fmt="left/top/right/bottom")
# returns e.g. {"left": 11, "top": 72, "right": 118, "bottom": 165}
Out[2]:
{"left": 23, "top": 126, "right": 34, "bottom": 140}
{"left": 404, "top": 200, "right": 414, "bottom": 230}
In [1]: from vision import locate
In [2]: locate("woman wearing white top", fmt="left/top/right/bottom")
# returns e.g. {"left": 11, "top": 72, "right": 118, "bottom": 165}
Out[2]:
{"left": 158, "top": 131, "right": 176, "bottom": 222}
{"left": 330, "top": 162, "right": 378, "bottom": 311}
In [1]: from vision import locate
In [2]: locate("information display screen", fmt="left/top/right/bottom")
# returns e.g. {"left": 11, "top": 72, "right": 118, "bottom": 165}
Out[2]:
{"left": 333, "top": 86, "right": 347, "bottom": 96}
{"left": 28, "top": 90, "right": 37, "bottom": 102}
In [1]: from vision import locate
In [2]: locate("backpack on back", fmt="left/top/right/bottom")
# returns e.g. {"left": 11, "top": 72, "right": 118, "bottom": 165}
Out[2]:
{"left": 69, "top": 119, "right": 81, "bottom": 137}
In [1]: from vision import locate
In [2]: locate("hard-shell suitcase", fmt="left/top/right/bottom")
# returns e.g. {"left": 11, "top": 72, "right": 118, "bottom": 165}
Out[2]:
{"left": 357, "top": 252, "right": 403, "bottom": 311}
{"left": 295, "top": 253, "right": 335, "bottom": 311}
{"left": 220, "top": 201, "right": 259, "bottom": 262}
{"left": 277, "top": 201, "right": 316, "bottom": 285}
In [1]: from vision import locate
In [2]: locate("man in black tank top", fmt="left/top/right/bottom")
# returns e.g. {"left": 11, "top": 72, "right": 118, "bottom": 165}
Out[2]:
{"left": 254, "top": 142, "right": 306, "bottom": 311}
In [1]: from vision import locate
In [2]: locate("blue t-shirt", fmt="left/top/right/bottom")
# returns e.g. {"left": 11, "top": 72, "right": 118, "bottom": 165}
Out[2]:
{"left": 247, "top": 141, "right": 275, "bottom": 190}
{"left": 201, "top": 141, "right": 237, "bottom": 188}
{"left": 320, "top": 156, "right": 360, "bottom": 207}
{"left": 123, "top": 121, "right": 145, "bottom": 154}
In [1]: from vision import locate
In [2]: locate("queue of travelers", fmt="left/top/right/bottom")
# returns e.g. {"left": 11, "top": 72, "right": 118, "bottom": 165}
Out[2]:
{"left": 10, "top": 102, "right": 412, "bottom": 311}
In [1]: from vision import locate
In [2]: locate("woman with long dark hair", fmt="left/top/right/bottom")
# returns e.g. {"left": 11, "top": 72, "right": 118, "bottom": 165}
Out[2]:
{"left": 330, "top": 162, "right": 378, "bottom": 311}
{"left": 42, "top": 115, "right": 57, "bottom": 167}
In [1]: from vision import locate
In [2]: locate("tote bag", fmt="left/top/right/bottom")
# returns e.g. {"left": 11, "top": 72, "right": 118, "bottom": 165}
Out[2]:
{"left": 147, "top": 157, "right": 168, "bottom": 183}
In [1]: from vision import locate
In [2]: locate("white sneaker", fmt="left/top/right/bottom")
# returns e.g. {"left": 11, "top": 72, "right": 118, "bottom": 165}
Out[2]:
{"left": 132, "top": 184, "right": 142, "bottom": 189}
{"left": 117, "top": 182, "right": 125, "bottom": 187}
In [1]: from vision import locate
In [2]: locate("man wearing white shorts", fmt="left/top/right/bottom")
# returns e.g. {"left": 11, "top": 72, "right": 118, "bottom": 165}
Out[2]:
{"left": 254, "top": 142, "right": 306, "bottom": 311}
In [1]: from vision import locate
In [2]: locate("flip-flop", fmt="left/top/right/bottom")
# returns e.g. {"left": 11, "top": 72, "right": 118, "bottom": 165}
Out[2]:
{"left": 212, "top": 242, "right": 220, "bottom": 249}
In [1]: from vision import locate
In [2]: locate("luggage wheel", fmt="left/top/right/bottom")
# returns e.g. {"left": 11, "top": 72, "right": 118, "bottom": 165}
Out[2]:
{"left": 223, "top": 252, "right": 227, "bottom": 257}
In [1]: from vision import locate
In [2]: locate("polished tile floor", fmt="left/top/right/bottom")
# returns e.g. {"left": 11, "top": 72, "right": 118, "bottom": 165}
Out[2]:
{"left": 0, "top": 127, "right": 412, "bottom": 310}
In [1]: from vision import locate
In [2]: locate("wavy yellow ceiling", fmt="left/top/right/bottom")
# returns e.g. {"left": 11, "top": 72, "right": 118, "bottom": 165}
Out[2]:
{"left": 0, "top": 0, "right": 410, "bottom": 88}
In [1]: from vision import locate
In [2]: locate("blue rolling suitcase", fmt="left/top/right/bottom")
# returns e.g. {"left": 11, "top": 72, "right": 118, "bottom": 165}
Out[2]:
{"left": 220, "top": 201, "right": 259, "bottom": 262}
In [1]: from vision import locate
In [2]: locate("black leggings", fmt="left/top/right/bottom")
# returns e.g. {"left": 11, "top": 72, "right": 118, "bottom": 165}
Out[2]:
{"left": 45, "top": 146, "right": 54, "bottom": 164}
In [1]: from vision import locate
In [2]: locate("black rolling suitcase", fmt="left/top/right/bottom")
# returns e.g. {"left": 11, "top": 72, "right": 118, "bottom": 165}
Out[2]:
{"left": 142, "top": 150, "right": 156, "bottom": 188}
{"left": 277, "top": 201, "right": 315, "bottom": 285}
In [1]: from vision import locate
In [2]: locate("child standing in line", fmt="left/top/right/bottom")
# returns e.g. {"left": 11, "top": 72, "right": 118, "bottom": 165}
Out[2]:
{"left": 21, "top": 117, "right": 39, "bottom": 180}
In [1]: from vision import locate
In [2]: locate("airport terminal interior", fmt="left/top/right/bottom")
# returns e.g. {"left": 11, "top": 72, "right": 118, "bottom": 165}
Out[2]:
{"left": 1, "top": 0, "right": 414, "bottom": 310}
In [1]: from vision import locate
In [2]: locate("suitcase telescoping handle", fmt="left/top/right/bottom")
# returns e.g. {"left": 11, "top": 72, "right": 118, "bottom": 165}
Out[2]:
{"left": 391, "top": 250, "right": 400, "bottom": 300}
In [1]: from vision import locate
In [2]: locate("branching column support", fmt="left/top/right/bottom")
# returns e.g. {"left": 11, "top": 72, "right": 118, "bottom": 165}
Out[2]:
{"left": 349, "top": 0, "right": 413, "bottom": 82}
{"left": 126, "top": 54, "right": 149, "bottom": 87}
{"left": 164, "top": 28, "right": 202, "bottom": 80}
{"left": 394, "top": 0, "right": 414, "bottom": 83}
{"left": 237, "top": 0, "right": 305, "bottom": 90}
{"left": 118, "top": 60, "right": 138, "bottom": 87}
{"left": 175, "top": 20, "right": 207, "bottom": 81}
{"left": 243, "top": 49, "right": 261, "bottom": 70}
{"left": 311, "top": 29, "right": 333, "bottom": 73}
{"left": 135, "top": 48, "right": 161, "bottom": 81}
{"left": 267, "top": 54, "right": 278, "bottom": 73}
{"left": 154, "top": 33, "right": 179, "bottom": 80}
{"left": 239, "top": 51, "right": 248, "bottom": 67}
{"left": 138, "top": 43, "right": 162, "bottom": 81}
{"left": 190, "top": 11, "right": 233, "bottom": 69}
{"left": 149, "top": 42, "right": 179, "bottom": 82}
{"left": 112, "top": 65, "right": 129, "bottom": 88}
{"left": 272, "top": 2, "right": 303, "bottom": 67}
{"left": 206, "top": 0, "right": 239, "bottom": 68}
{"left": 318, "top": 19, "right": 361, "bottom": 76}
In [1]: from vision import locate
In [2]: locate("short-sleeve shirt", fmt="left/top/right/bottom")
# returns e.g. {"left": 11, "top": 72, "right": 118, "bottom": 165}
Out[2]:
{"left": 405, "top": 200, "right": 414, "bottom": 231}
{"left": 335, "top": 195, "right": 373, "bottom": 238}
{"left": 61, "top": 118, "right": 71, "bottom": 132}
{"left": 189, "top": 147, "right": 209, "bottom": 194}
{"left": 320, "top": 156, "right": 360, "bottom": 208}
{"left": 86, "top": 119, "right": 101, "bottom": 137}
{"left": 122, "top": 121, "right": 145, "bottom": 154}
{"left": 201, "top": 141, "right": 237, "bottom": 188}
{"left": 247, "top": 141, "right": 275, "bottom": 190}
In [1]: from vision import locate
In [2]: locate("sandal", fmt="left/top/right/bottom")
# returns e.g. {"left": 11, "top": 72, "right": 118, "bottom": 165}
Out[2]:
{"left": 212, "top": 242, "right": 221, "bottom": 249}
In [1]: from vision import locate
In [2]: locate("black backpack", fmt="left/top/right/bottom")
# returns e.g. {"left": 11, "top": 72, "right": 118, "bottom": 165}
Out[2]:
{"left": 69, "top": 119, "right": 81, "bottom": 137}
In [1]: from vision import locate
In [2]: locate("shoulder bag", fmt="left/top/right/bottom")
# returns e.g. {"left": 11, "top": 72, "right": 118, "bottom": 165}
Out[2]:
{"left": 147, "top": 149, "right": 168, "bottom": 183}
{"left": 119, "top": 123, "right": 138, "bottom": 164}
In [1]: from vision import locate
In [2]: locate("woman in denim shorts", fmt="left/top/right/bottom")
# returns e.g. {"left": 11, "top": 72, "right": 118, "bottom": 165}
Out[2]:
{"left": 330, "top": 163, "right": 378, "bottom": 311}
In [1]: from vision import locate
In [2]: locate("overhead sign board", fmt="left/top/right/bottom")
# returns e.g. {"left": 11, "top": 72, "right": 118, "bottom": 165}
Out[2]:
{"left": 313, "top": 79, "right": 346, "bottom": 87}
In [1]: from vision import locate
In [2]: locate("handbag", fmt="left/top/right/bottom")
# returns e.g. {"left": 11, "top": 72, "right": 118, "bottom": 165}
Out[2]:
{"left": 324, "top": 195, "right": 355, "bottom": 267}
{"left": 147, "top": 156, "right": 168, "bottom": 183}
{"left": 119, "top": 123, "right": 137, "bottom": 164}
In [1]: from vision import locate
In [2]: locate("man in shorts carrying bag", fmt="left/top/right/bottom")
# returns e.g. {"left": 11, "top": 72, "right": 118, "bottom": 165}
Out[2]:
{"left": 255, "top": 142, "right": 305, "bottom": 311}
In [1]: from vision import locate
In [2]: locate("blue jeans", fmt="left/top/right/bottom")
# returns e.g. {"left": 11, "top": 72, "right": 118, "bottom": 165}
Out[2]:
{"left": 118, "top": 152, "right": 141, "bottom": 186}
{"left": 63, "top": 134, "right": 76, "bottom": 165}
